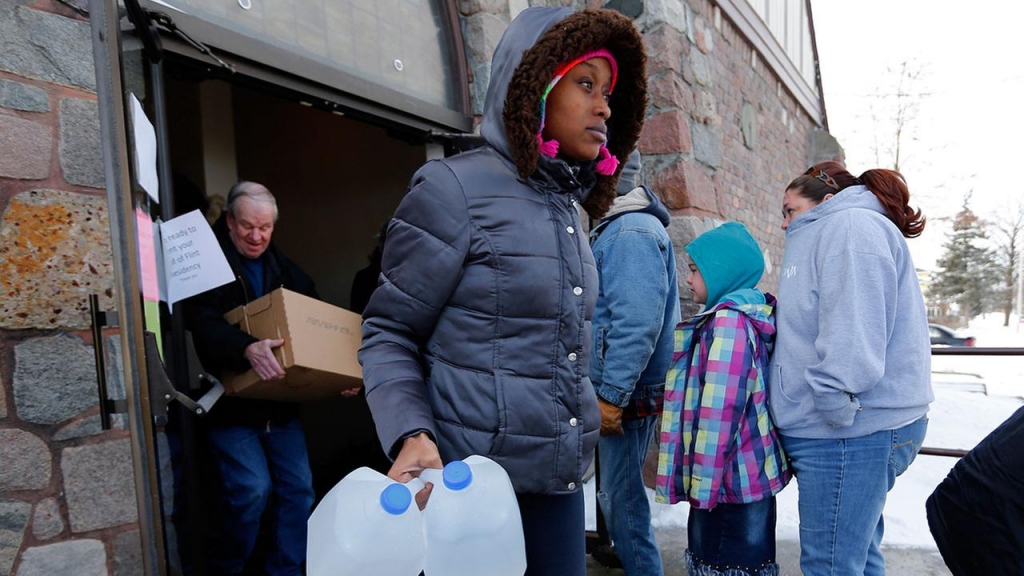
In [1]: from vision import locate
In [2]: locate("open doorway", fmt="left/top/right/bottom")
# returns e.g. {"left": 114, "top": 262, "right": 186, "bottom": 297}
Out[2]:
{"left": 159, "top": 55, "right": 433, "bottom": 572}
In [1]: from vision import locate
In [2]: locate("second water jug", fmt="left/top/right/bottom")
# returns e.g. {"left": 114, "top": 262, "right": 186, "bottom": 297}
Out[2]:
{"left": 419, "top": 455, "right": 527, "bottom": 576}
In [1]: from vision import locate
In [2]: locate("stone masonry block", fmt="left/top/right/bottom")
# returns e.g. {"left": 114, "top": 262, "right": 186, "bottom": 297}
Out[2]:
{"left": 648, "top": 73, "right": 693, "bottom": 112}
{"left": 53, "top": 415, "right": 103, "bottom": 441}
{"left": 61, "top": 439, "right": 139, "bottom": 532}
{"left": 643, "top": 25, "right": 686, "bottom": 75}
{"left": 639, "top": 109, "right": 691, "bottom": 155}
{"left": 603, "top": 0, "right": 643, "bottom": 19}
{"left": 463, "top": 13, "right": 506, "bottom": 69}
{"left": 642, "top": 0, "right": 687, "bottom": 33}
{"left": 14, "top": 334, "right": 98, "bottom": 425}
{"left": 0, "top": 114, "right": 52, "bottom": 180}
{"left": 693, "top": 15, "right": 714, "bottom": 54}
{"left": 0, "top": 500, "right": 32, "bottom": 576}
{"left": 59, "top": 98, "right": 104, "bottom": 188}
{"left": 0, "top": 189, "right": 115, "bottom": 329}
{"left": 0, "top": 429, "right": 51, "bottom": 491}
{"left": 16, "top": 539, "right": 107, "bottom": 576}
{"left": 688, "top": 51, "right": 713, "bottom": 87}
{"left": 809, "top": 128, "right": 845, "bottom": 166}
{"left": 0, "top": 3, "right": 96, "bottom": 92}
{"left": 667, "top": 214, "right": 720, "bottom": 249}
{"left": 31, "top": 498, "right": 64, "bottom": 540}
{"left": 656, "top": 160, "right": 717, "bottom": 213}
{"left": 1, "top": 371, "right": 6, "bottom": 419}
{"left": 692, "top": 88, "right": 719, "bottom": 125}
{"left": 741, "top": 101, "right": 758, "bottom": 149}
{"left": 470, "top": 61, "right": 490, "bottom": 117}
{"left": 0, "top": 78, "right": 49, "bottom": 112}
{"left": 457, "top": 0, "right": 506, "bottom": 16}
{"left": 690, "top": 121, "right": 722, "bottom": 169}
{"left": 114, "top": 530, "right": 143, "bottom": 576}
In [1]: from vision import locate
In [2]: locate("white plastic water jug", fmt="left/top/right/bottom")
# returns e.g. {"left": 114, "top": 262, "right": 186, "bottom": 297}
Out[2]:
{"left": 419, "top": 455, "right": 527, "bottom": 576}
{"left": 306, "top": 467, "right": 426, "bottom": 576}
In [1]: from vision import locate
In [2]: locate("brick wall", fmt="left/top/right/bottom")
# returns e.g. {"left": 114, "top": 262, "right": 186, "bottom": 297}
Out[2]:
{"left": 0, "top": 2, "right": 142, "bottom": 575}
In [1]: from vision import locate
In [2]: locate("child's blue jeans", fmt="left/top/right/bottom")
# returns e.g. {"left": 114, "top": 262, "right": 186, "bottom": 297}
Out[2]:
{"left": 687, "top": 497, "right": 778, "bottom": 576}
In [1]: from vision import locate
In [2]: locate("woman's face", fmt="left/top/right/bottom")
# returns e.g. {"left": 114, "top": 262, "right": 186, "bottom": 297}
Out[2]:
{"left": 781, "top": 187, "right": 830, "bottom": 230}
{"left": 542, "top": 57, "right": 613, "bottom": 161}
{"left": 686, "top": 260, "right": 707, "bottom": 304}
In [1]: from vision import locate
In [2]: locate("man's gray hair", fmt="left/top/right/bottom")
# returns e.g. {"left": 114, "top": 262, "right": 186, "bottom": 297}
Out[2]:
{"left": 226, "top": 181, "right": 278, "bottom": 222}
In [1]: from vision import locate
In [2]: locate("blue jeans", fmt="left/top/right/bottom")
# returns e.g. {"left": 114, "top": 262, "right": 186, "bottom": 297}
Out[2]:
{"left": 782, "top": 417, "right": 928, "bottom": 576}
{"left": 597, "top": 415, "right": 663, "bottom": 576}
{"left": 687, "top": 497, "right": 778, "bottom": 575}
{"left": 207, "top": 418, "right": 314, "bottom": 576}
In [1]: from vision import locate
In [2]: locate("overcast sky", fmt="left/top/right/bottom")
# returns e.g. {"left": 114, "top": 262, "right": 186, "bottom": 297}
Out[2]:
{"left": 811, "top": 1, "right": 1024, "bottom": 269}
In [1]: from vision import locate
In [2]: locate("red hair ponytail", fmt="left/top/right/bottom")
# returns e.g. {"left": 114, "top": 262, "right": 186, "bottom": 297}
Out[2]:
{"left": 859, "top": 169, "right": 926, "bottom": 238}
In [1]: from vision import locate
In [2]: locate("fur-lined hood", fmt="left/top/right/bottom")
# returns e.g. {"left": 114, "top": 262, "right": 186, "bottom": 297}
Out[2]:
{"left": 480, "top": 7, "right": 648, "bottom": 219}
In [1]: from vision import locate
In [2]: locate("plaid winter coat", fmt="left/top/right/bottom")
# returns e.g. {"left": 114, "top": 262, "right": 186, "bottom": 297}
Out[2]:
{"left": 656, "top": 293, "right": 790, "bottom": 509}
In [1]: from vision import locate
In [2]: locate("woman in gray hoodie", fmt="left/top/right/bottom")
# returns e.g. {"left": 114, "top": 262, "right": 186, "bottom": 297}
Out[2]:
{"left": 769, "top": 161, "right": 933, "bottom": 576}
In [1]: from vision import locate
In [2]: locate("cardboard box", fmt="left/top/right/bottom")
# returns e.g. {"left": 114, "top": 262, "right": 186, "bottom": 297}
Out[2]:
{"left": 222, "top": 288, "right": 363, "bottom": 401}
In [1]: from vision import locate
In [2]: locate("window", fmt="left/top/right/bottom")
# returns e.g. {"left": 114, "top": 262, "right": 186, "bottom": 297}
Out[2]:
{"left": 141, "top": 0, "right": 469, "bottom": 130}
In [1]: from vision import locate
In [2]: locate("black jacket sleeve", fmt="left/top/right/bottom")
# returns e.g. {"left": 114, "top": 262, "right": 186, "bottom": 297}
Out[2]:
{"left": 184, "top": 279, "right": 258, "bottom": 377}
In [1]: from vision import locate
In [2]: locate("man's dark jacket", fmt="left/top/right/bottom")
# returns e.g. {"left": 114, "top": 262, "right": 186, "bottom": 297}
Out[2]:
{"left": 184, "top": 215, "right": 317, "bottom": 427}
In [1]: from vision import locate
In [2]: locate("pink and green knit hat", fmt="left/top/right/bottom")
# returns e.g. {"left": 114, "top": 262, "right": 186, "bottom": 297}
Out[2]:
{"left": 537, "top": 48, "right": 620, "bottom": 176}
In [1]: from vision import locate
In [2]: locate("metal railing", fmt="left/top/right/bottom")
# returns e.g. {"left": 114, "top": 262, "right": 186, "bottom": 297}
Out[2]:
{"left": 918, "top": 346, "right": 1024, "bottom": 458}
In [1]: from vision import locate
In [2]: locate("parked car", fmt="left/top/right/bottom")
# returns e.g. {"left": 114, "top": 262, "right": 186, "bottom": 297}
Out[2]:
{"left": 929, "top": 323, "right": 976, "bottom": 347}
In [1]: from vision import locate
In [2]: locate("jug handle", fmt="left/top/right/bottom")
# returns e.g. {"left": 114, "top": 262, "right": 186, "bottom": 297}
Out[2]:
{"left": 404, "top": 477, "right": 426, "bottom": 493}
{"left": 417, "top": 467, "right": 444, "bottom": 487}
{"left": 405, "top": 469, "right": 442, "bottom": 510}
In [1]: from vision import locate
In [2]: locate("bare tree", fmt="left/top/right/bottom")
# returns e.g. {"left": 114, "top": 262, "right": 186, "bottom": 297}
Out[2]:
{"left": 889, "top": 60, "right": 925, "bottom": 172}
{"left": 988, "top": 202, "right": 1024, "bottom": 326}
{"left": 863, "top": 60, "right": 930, "bottom": 172}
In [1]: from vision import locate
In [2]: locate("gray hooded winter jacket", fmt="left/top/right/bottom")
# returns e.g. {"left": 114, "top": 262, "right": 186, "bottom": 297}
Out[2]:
{"left": 358, "top": 6, "right": 647, "bottom": 494}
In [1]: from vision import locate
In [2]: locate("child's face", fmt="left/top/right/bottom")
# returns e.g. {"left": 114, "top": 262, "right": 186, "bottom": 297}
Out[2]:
{"left": 542, "top": 58, "right": 613, "bottom": 162}
{"left": 686, "top": 261, "right": 707, "bottom": 304}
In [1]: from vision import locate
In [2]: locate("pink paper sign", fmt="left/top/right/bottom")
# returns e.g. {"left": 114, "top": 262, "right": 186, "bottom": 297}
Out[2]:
{"left": 136, "top": 207, "right": 161, "bottom": 302}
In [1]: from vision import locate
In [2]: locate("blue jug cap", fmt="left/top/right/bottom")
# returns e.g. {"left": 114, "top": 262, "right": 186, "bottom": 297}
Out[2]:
{"left": 380, "top": 483, "right": 412, "bottom": 515}
{"left": 442, "top": 460, "right": 473, "bottom": 491}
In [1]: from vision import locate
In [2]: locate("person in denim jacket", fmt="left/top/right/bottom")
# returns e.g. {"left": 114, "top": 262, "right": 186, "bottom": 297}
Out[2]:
{"left": 590, "top": 150, "right": 680, "bottom": 576}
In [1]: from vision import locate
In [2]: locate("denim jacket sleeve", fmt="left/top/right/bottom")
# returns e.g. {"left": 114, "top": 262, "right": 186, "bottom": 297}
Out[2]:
{"left": 591, "top": 220, "right": 671, "bottom": 407}
{"left": 358, "top": 160, "right": 472, "bottom": 457}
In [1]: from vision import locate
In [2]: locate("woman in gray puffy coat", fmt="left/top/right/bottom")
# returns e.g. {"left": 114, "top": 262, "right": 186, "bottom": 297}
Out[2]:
{"left": 358, "top": 6, "right": 647, "bottom": 575}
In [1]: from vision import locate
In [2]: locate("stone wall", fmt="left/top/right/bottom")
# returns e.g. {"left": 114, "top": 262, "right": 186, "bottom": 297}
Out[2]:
{"left": 0, "top": 2, "right": 141, "bottom": 575}
{"left": 457, "top": 0, "right": 838, "bottom": 315}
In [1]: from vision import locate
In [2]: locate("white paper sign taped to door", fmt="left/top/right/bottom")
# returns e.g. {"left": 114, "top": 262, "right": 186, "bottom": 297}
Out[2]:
{"left": 159, "top": 210, "right": 234, "bottom": 305}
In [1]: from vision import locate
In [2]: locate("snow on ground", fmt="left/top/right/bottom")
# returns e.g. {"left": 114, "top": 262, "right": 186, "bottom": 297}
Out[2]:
{"left": 636, "top": 313, "right": 1024, "bottom": 549}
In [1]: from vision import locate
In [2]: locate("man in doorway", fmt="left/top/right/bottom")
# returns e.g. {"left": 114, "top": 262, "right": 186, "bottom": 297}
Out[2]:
{"left": 590, "top": 151, "right": 680, "bottom": 576}
{"left": 185, "top": 181, "right": 316, "bottom": 576}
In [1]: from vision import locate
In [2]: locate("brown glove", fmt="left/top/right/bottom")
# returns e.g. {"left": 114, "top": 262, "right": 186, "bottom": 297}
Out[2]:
{"left": 598, "top": 398, "right": 624, "bottom": 436}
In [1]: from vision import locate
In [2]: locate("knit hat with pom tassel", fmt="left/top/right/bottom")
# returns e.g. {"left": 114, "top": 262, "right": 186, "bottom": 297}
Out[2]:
{"left": 536, "top": 48, "right": 620, "bottom": 176}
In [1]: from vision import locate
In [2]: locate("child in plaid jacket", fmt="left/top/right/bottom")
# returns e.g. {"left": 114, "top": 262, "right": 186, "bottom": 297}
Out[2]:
{"left": 656, "top": 222, "right": 790, "bottom": 576}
